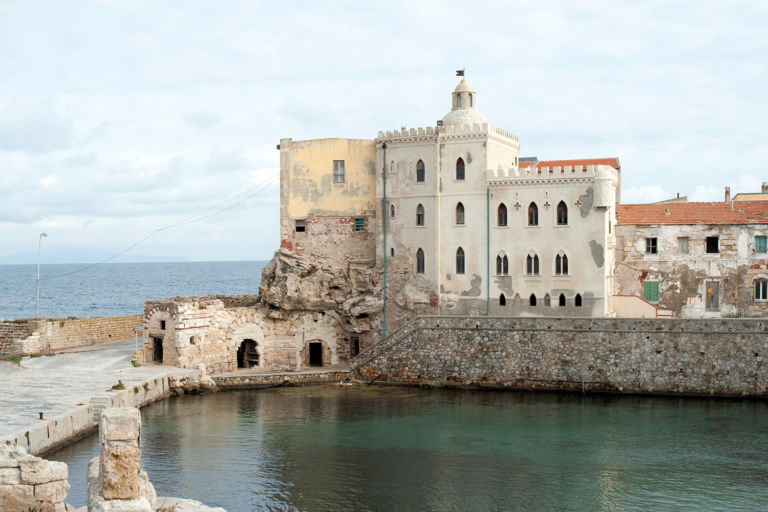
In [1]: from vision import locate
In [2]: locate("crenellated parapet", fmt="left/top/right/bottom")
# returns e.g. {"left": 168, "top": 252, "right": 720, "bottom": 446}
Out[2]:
{"left": 377, "top": 122, "right": 519, "bottom": 146}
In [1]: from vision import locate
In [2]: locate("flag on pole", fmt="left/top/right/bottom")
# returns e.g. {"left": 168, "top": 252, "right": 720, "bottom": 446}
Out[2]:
{"left": 456, "top": 69, "right": 465, "bottom": 77}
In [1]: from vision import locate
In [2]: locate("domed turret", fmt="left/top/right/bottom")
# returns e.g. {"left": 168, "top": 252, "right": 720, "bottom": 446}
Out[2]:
{"left": 441, "top": 78, "right": 487, "bottom": 126}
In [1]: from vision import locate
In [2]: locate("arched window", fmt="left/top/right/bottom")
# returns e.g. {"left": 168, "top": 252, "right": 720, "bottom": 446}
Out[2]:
{"left": 456, "top": 158, "right": 465, "bottom": 180}
{"left": 497, "top": 203, "right": 508, "bottom": 226}
{"left": 544, "top": 294, "right": 551, "bottom": 307}
{"left": 390, "top": 204, "right": 395, "bottom": 218}
{"left": 526, "top": 255, "right": 540, "bottom": 275}
{"left": 557, "top": 201, "right": 568, "bottom": 225}
{"left": 390, "top": 247, "right": 395, "bottom": 257}
{"left": 456, "top": 202, "right": 465, "bottom": 225}
{"left": 575, "top": 294, "right": 582, "bottom": 307}
{"left": 496, "top": 255, "right": 503, "bottom": 275}
{"left": 456, "top": 247, "right": 465, "bottom": 274}
{"left": 468, "top": 93, "right": 473, "bottom": 107}
{"left": 559, "top": 293, "right": 566, "bottom": 307}
{"left": 530, "top": 294, "right": 537, "bottom": 307}
{"left": 528, "top": 202, "right": 538, "bottom": 226}
{"left": 499, "top": 293, "right": 506, "bottom": 306}
{"left": 390, "top": 160, "right": 395, "bottom": 173}
{"left": 416, "top": 160, "right": 425, "bottom": 182}
{"left": 755, "top": 279, "right": 768, "bottom": 300}
{"left": 503, "top": 255, "right": 509, "bottom": 275}
{"left": 457, "top": 94, "right": 462, "bottom": 108}
{"left": 416, "top": 248, "right": 425, "bottom": 274}
{"left": 555, "top": 254, "right": 569, "bottom": 275}
{"left": 416, "top": 204, "right": 425, "bottom": 226}
{"left": 534, "top": 255, "right": 539, "bottom": 275}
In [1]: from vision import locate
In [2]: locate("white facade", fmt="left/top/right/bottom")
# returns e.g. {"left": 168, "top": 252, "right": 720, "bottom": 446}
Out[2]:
{"left": 376, "top": 79, "right": 619, "bottom": 319}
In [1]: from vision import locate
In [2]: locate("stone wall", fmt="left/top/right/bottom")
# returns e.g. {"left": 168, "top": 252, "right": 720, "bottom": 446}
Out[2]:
{"left": 0, "top": 321, "right": 32, "bottom": 355}
{"left": 352, "top": 316, "right": 768, "bottom": 397}
{"left": 0, "top": 445, "right": 70, "bottom": 511}
{"left": 41, "top": 314, "right": 143, "bottom": 352}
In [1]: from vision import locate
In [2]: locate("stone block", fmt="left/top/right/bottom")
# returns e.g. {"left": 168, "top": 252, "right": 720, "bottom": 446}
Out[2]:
{"left": 34, "top": 478, "right": 70, "bottom": 502}
{"left": 20, "top": 459, "right": 68, "bottom": 484}
{"left": 0, "top": 483, "right": 34, "bottom": 510}
{"left": 0, "top": 467, "right": 21, "bottom": 484}
{"left": 100, "top": 408, "right": 141, "bottom": 442}
{"left": 101, "top": 444, "right": 140, "bottom": 500}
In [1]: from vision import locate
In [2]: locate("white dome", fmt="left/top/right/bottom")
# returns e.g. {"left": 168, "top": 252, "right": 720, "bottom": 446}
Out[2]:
{"left": 442, "top": 108, "right": 488, "bottom": 126}
{"left": 442, "top": 77, "right": 486, "bottom": 126}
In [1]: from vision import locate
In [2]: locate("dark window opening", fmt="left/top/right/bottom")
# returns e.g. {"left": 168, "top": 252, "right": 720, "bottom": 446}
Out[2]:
{"left": 499, "top": 294, "right": 506, "bottom": 306}
{"left": 559, "top": 294, "right": 566, "bottom": 307}
{"left": 528, "top": 203, "right": 538, "bottom": 226}
{"left": 706, "top": 236, "right": 719, "bottom": 254}
{"left": 575, "top": 294, "right": 582, "bottom": 307}
{"left": 416, "top": 160, "right": 425, "bottom": 182}
{"left": 309, "top": 342, "right": 323, "bottom": 367}
{"left": 416, "top": 248, "right": 425, "bottom": 274}
{"left": 390, "top": 204, "right": 395, "bottom": 218}
{"left": 755, "top": 280, "right": 768, "bottom": 300}
{"left": 557, "top": 201, "right": 568, "bottom": 225}
{"left": 456, "top": 202, "right": 465, "bottom": 224}
{"left": 556, "top": 254, "right": 568, "bottom": 275}
{"left": 456, "top": 247, "right": 465, "bottom": 274}
{"left": 160, "top": 320, "right": 166, "bottom": 330}
{"left": 390, "top": 247, "right": 395, "bottom": 257}
{"left": 354, "top": 217, "right": 365, "bottom": 231}
{"left": 456, "top": 158, "right": 465, "bottom": 180}
{"left": 646, "top": 237, "right": 658, "bottom": 254}
{"left": 350, "top": 337, "right": 360, "bottom": 357}
{"left": 497, "top": 203, "right": 508, "bottom": 226}
{"left": 416, "top": 204, "right": 425, "bottom": 226}
{"left": 237, "top": 339, "right": 259, "bottom": 369}
{"left": 295, "top": 219, "right": 306, "bottom": 233}
{"left": 529, "top": 294, "right": 537, "bottom": 307}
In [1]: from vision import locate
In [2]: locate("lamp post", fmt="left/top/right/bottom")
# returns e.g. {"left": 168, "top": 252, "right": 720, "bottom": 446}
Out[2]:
{"left": 35, "top": 232, "right": 47, "bottom": 320}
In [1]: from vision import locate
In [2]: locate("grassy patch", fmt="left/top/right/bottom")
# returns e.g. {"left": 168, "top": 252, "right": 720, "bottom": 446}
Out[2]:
{"left": 1, "top": 355, "right": 21, "bottom": 364}
{"left": 130, "top": 359, "right": 140, "bottom": 367}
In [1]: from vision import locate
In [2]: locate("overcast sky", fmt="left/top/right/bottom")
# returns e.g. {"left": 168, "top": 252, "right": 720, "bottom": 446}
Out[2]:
{"left": 1, "top": 0, "right": 767, "bottom": 264}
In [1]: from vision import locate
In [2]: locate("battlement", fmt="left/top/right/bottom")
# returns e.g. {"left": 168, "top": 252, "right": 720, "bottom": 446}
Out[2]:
{"left": 487, "top": 163, "right": 618, "bottom": 183}
{"left": 377, "top": 122, "right": 519, "bottom": 142}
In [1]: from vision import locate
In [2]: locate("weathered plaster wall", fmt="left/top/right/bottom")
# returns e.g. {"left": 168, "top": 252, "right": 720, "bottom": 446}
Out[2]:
{"left": 615, "top": 223, "right": 768, "bottom": 317}
{"left": 352, "top": 316, "right": 768, "bottom": 397}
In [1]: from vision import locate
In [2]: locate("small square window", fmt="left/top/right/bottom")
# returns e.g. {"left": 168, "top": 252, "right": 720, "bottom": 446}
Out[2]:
{"left": 645, "top": 237, "right": 658, "bottom": 254}
{"left": 295, "top": 219, "right": 306, "bottom": 233}
{"left": 160, "top": 320, "right": 166, "bottom": 330}
{"left": 643, "top": 281, "right": 659, "bottom": 303}
{"left": 677, "top": 237, "right": 688, "bottom": 254}
{"left": 354, "top": 218, "right": 365, "bottom": 232}
{"left": 333, "top": 160, "right": 345, "bottom": 183}
{"left": 706, "top": 236, "right": 719, "bottom": 254}
{"left": 756, "top": 236, "right": 767, "bottom": 253}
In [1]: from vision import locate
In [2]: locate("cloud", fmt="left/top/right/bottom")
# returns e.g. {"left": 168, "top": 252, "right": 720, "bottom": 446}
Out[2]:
{"left": 184, "top": 111, "right": 221, "bottom": 130}
{"left": 80, "top": 122, "right": 111, "bottom": 144}
{"left": 0, "top": 100, "right": 73, "bottom": 154}
{"left": 622, "top": 186, "right": 669, "bottom": 204}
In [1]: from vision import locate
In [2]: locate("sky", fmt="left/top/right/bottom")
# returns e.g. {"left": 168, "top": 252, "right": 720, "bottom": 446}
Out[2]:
{"left": 1, "top": 0, "right": 767, "bottom": 264}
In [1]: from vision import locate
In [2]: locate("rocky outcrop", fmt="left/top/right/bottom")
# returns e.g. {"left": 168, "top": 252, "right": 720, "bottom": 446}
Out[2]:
{"left": 259, "top": 249, "right": 382, "bottom": 333}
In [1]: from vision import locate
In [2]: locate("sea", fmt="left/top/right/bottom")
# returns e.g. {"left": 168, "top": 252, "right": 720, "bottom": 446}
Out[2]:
{"left": 0, "top": 261, "right": 266, "bottom": 320}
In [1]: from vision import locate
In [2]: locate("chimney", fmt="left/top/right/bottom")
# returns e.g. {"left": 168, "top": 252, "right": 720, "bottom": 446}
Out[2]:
{"left": 725, "top": 186, "right": 731, "bottom": 202}
{"left": 762, "top": 182, "right": 768, "bottom": 194}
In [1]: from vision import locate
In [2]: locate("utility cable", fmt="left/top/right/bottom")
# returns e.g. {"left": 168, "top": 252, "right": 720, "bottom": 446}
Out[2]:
{"left": 45, "top": 173, "right": 280, "bottom": 280}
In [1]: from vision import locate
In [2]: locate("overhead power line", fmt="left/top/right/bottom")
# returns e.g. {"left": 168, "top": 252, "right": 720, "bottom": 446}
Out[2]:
{"left": 46, "top": 172, "right": 280, "bottom": 280}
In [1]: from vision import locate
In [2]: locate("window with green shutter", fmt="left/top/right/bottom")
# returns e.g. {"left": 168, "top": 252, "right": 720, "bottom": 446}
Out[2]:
{"left": 354, "top": 217, "right": 365, "bottom": 231}
{"left": 756, "top": 235, "right": 766, "bottom": 253}
{"left": 643, "top": 281, "right": 659, "bottom": 303}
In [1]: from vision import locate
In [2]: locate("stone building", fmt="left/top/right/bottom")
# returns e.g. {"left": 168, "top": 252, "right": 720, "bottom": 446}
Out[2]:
{"left": 615, "top": 198, "right": 768, "bottom": 317}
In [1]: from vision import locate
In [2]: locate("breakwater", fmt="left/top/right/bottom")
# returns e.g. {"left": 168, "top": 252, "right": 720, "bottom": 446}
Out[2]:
{"left": 352, "top": 316, "right": 768, "bottom": 397}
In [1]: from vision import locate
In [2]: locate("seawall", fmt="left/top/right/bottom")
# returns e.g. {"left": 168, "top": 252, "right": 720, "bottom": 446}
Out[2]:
{"left": 352, "top": 316, "right": 768, "bottom": 397}
{"left": 0, "top": 314, "right": 143, "bottom": 356}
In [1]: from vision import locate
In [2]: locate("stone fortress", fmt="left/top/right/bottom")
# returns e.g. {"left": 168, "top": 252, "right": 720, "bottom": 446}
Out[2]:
{"left": 137, "top": 76, "right": 768, "bottom": 376}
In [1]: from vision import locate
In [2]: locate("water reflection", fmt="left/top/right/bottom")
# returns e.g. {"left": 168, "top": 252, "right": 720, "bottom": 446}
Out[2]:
{"left": 51, "top": 387, "right": 768, "bottom": 512}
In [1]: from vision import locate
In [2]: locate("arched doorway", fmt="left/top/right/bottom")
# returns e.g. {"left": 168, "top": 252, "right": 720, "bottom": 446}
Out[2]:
{"left": 236, "top": 339, "right": 259, "bottom": 369}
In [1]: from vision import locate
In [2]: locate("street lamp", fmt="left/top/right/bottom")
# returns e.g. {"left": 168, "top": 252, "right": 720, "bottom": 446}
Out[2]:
{"left": 36, "top": 232, "right": 47, "bottom": 320}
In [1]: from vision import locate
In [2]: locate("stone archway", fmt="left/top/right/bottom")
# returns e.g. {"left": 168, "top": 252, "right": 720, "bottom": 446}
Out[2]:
{"left": 291, "top": 313, "right": 341, "bottom": 369}
{"left": 231, "top": 324, "right": 264, "bottom": 370}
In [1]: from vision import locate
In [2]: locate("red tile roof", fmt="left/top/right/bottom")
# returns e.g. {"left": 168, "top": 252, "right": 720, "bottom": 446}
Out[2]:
{"left": 518, "top": 158, "right": 620, "bottom": 170}
{"left": 617, "top": 201, "right": 768, "bottom": 226}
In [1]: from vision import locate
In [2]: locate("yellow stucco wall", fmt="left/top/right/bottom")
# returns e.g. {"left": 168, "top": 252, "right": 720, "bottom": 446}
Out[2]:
{"left": 280, "top": 138, "right": 376, "bottom": 219}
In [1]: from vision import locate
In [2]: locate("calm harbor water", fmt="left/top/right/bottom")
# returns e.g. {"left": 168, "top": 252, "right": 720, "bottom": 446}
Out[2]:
{"left": 0, "top": 261, "right": 265, "bottom": 319}
{"left": 51, "top": 386, "right": 768, "bottom": 511}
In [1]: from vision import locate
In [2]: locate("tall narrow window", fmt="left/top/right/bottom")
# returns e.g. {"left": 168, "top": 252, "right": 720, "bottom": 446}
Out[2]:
{"left": 557, "top": 201, "right": 568, "bottom": 225}
{"left": 416, "top": 159, "right": 425, "bottom": 182}
{"left": 755, "top": 280, "right": 768, "bottom": 300}
{"left": 497, "top": 203, "right": 508, "bottom": 226}
{"left": 503, "top": 255, "right": 509, "bottom": 275}
{"left": 496, "top": 255, "right": 503, "bottom": 275}
{"left": 457, "top": 94, "right": 462, "bottom": 108}
{"left": 534, "top": 255, "right": 539, "bottom": 275}
{"left": 575, "top": 294, "right": 583, "bottom": 307}
{"left": 456, "top": 158, "right": 465, "bottom": 180}
{"left": 528, "top": 202, "right": 538, "bottom": 226}
{"left": 529, "top": 294, "right": 537, "bottom": 307}
{"left": 468, "top": 93, "right": 473, "bottom": 107}
{"left": 499, "top": 293, "right": 506, "bottom": 306}
{"left": 416, "top": 204, "right": 425, "bottom": 226}
{"left": 416, "top": 248, "right": 425, "bottom": 274}
{"left": 390, "top": 204, "right": 395, "bottom": 218}
{"left": 678, "top": 237, "right": 688, "bottom": 254}
{"left": 456, "top": 247, "right": 465, "bottom": 274}
{"left": 555, "top": 254, "right": 569, "bottom": 275}
{"left": 333, "top": 160, "right": 345, "bottom": 183}
{"left": 562, "top": 255, "right": 568, "bottom": 275}
{"left": 559, "top": 294, "right": 566, "bottom": 307}
{"left": 644, "top": 281, "right": 659, "bottom": 303}
{"left": 456, "top": 202, "right": 465, "bottom": 225}
{"left": 526, "top": 255, "right": 540, "bottom": 275}
{"left": 756, "top": 236, "right": 767, "bottom": 253}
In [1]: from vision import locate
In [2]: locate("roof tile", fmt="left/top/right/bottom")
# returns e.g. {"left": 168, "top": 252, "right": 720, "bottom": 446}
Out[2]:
{"left": 616, "top": 201, "right": 768, "bottom": 226}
